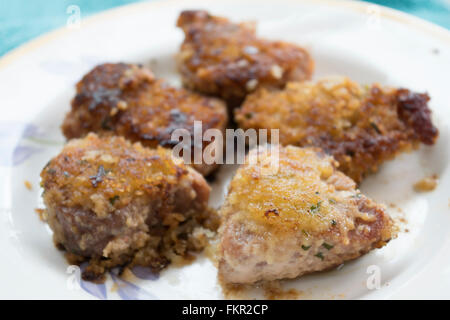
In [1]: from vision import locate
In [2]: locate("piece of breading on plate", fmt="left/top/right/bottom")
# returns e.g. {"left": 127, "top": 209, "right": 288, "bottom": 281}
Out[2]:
{"left": 235, "top": 77, "right": 439, "bottom": 183}
{"left": 218, "top": 145, "right": 395, "bottom": 284}
{"left": 176, "top": 10, "right": 314, "bottom": 107}
{"left": 62, "top": 63, "right": 228, "bottom": 176}
{"left": 41, "top": 133, "right": 217, "bottom": 281}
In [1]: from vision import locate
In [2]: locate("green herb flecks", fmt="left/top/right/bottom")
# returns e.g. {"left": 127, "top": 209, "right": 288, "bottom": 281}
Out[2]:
{"left": 315, "top": 252, "right": 324, "bottom": 260}
{"left": 109, "top": 195, "right": 120, "bottom": 206}
{"left": 322, "top": 242, "right": 334, "bottom": 250}
{"left": 310, "top": 201, "right": 322, "bottom": 213}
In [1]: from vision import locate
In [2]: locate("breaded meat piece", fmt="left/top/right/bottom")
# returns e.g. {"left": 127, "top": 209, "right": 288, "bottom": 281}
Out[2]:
{"left": 236, "top": 77, "right": 439, "bottom": 183}
{"left": 41, "top": 133, "right": 217, "bottom": 281}
{"left": 176, "top": 10, "right": 314, "bottom": 107}
{"left": 218, "top": 145, "right": 395, "bottom": 284}
{"left": 62, "top": 63, "right": 228, "bottom": 176}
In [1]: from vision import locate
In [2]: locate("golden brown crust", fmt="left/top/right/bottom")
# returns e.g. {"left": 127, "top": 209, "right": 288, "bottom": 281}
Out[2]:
{"left": 236, "top": 77, "right": 439, "bottom": 183}
{"left": 42, "top": 134, "right": 194, "bottom": 212}
{"left": 218, "top": 145, "right": 394, "bottom": 284}
{"left": 62, "top": 63, "right": 228, "bottom": 176}
{"left": 220, "top": 146, "right": 392, "bottom": 238}
{"left": 176, "top": 10, "right": 314, "bottom": 107}
{"left": 41, "top": 133, "right": 217, "bottom": 281}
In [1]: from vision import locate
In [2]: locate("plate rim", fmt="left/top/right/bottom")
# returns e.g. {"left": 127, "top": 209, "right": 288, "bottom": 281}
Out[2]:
{"left": 1, "top": 0, "right": 450, "bottom": 72}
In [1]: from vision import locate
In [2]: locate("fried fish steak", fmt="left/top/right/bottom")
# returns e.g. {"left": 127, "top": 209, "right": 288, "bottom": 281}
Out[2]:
{"left": 218, "top": 145, "right": 394, "bottom": 284}
{"left": 236, "top": 77, "right": 439, "bottom": 183}
{"left": 41, "top": 133, "right": 217, "bottom": 281}
{"left": 176, "top": 10, "right": 314, "bottom": 107}
{"left": 62, "top": 63, "right": 228, "bottom": 176}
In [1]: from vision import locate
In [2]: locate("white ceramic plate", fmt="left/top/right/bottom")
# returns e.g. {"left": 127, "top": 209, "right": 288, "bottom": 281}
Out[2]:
{"left": 1, "top": 0, "right": 449, "bottom": 299}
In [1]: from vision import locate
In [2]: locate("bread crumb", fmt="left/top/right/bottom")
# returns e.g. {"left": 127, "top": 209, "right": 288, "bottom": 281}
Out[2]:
{"left": 110, "top": 107, "right": 118, "bottom": 116}
{"left": 35, "top": 208, "right": 47, "bottom": 222}
{"left": 236, "top": 59, "right": 249, "bottom": 68}
{"left": 117, "top": 100, "right": 128, "bottom": 110}
{"left": 24, "top": 180, "right": 32, "bottom": 190}
{"left": 243, "top": 46, "right": 259, "bottom": 55}
{"left": 414, "top": 174, "right": 438, "bottom": 192}
{"left": 270, "top": 65, "right": 283, "bottom": 79}
{"left": 121, "top": 267, "right": 138, "bottom": 282}
{"left": 246, "top": 79, "right": 258, "bottom": 91}
{"left": 110, "top": 282, "right": 118, "bottom": 292}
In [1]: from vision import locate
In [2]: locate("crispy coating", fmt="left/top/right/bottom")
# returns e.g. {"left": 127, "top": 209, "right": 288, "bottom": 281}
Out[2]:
{"left": 176, "top": 10, "right": 314, "bottom": 107}
{"left": 236, "top": 77, "right": 439, "bottom": 183}
{"left": 62, "top": 63, "right": 228, "bottom": 176}
{"left": 218, "top": 145, "right": 394, "bottom": 284}
{"left": 41, "top": 133, "right": 217, "bottom": 281}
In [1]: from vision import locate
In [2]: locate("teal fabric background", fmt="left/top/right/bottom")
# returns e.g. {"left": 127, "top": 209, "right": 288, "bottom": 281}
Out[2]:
{"left": 1, "top": 0, "right": 449, "bottom": 57}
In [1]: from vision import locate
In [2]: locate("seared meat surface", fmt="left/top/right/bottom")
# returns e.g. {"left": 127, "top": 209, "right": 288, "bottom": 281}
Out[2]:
{"left": 62, "top": 63, "right": 228, "bottom": 176}
{"left": 236, "top": 77, "right": 439, "bottom": 183}
{"left": 177, "top": 10, "right": 314, "bottom": 107}
{"left": 41, "top": 133, "right": 216, "bottom": 281}
{"left": 218, "top": 145, "right": 394, "bottom": 284}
